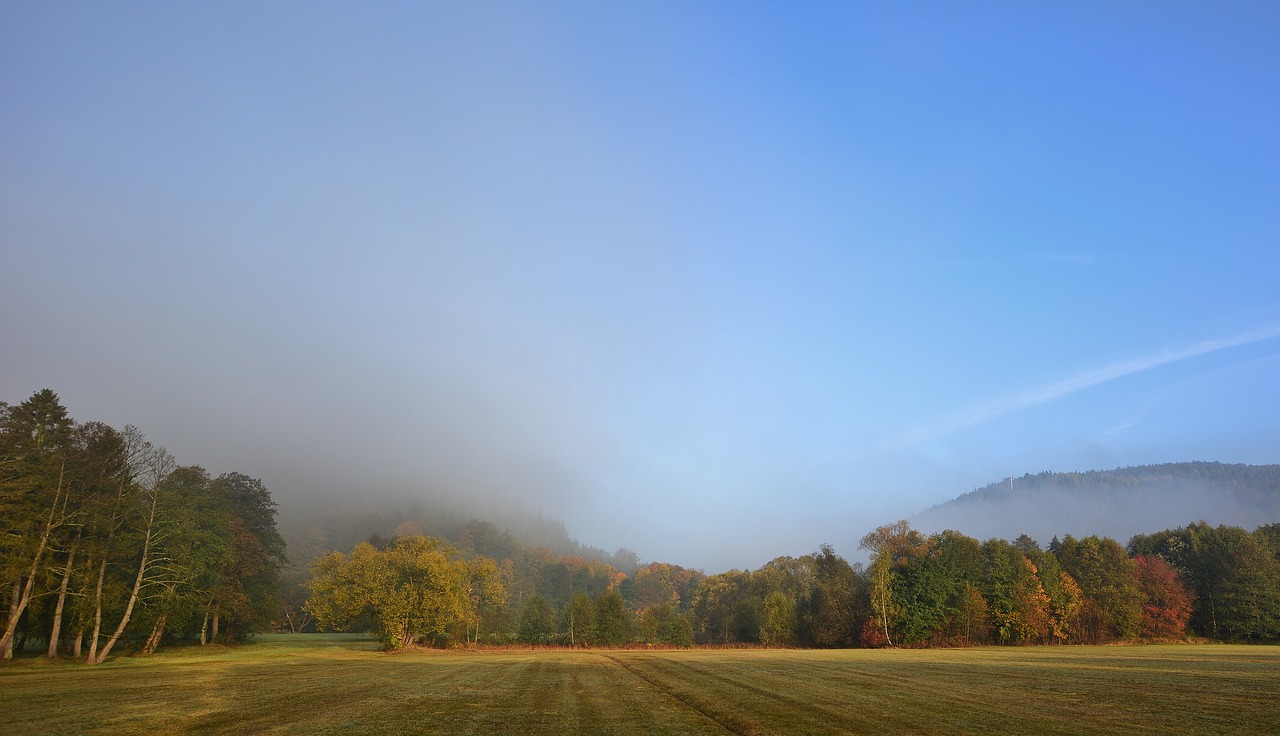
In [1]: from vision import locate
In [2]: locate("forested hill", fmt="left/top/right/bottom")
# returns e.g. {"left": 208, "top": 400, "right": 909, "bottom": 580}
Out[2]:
{"left": 913, "top": 461, "right": 1280, "bottom": 545}
{"left": 277, "top": 497, "right": 639, "bottom": 574}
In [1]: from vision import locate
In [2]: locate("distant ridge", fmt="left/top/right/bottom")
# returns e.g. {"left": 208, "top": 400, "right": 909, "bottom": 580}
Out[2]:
{"left": 912, "top": 461, "right": 1280, "bottom": 546}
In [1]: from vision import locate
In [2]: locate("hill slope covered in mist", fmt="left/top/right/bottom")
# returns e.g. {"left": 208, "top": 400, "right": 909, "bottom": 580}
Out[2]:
{"left": 277, "top": 496, "right": 639, "bottom": 572}
{"left": 912, "top": 461, "right": 1280, "bottom": 545}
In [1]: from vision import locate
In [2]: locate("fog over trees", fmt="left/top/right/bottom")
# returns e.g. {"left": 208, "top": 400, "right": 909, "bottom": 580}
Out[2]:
{"left": 914, "top": 463, "right": 1280, "bottom": 545}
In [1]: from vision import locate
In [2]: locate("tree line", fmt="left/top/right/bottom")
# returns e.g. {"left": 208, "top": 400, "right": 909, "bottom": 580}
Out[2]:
{"left": 6, "top": 388, "right": 1279, "bottom": 658}
{"left": 686, "top": 520, "right": 1276, "bottom": 646}
{"left": 1, "top": 390, "right": 285, "bottom": 661}
{"left": 301, "top": 518, "right": 1280, "bottom": 650}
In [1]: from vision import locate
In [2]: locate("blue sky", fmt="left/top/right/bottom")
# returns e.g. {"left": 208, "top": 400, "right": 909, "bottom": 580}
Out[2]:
{"left": 4, "top": 2, "right": 1279, "bottom": 571}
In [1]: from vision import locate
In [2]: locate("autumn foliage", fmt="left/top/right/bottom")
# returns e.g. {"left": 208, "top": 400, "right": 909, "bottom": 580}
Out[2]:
{"left": 1133, "top": 555, "right": 1195, "bottom": 640}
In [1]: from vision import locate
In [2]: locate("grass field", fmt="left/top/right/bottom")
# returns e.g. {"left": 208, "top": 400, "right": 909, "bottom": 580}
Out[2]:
{"left": 2, "top": 635, "right": 1277, "bottom": 735}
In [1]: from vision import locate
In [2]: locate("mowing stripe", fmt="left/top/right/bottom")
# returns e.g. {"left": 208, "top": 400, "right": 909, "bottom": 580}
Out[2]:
{"left": 600, "top": 654, "right": 747, "bottom": 736}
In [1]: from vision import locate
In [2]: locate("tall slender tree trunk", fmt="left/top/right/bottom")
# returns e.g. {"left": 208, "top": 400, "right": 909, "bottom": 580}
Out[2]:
{"left": 73, "top": 629, "right": 84, "bottom": 657}
{"left": 1, "top": 465, "right": 65, "bottom": 659}
{"left": 200, "top": 604, "right": 210, "bottom": 645}
{"left": 3, "top": 582, "right": 18, "bottom": 659}
{"left": 47, "top": 543, "right": 77, "bottom": 657}
{"left": 211, "top": 603, "right": 220, "bottom": 642}
{"left": 87, "top": 555, "right": 108, "bottom": 663}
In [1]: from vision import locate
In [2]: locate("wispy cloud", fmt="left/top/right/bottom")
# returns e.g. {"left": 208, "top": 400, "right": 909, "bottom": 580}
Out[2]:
{"left": 880, "top": 323, "right": 1280, "bottom": 453}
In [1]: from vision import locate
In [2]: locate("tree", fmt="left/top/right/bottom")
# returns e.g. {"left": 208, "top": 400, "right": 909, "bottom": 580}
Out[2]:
{"left": 564, "top": 591, "right": 594, "bottom": 647}
{"left": 892, "top": 531, "right": 982, "bottom": 645}
{"left": 1055, "top": 536, "right": 1141, "bottom": 643}
{"left": 1049, "top": 571, "right": 1083, "bottom": 644}
{"left": 690, "top": 571, "right": 755, "bottom": 644}
{"left": 633, "top": 562, "right": 705, "bottom": 611}
{"left": 637, "top": 601, "right": 692, "bottom": 646}
{"left": 1023, "top": 543, "right": 1079, "bottom": 644}
{"left": 859, "top": 522, "right": 926, "bottom": 647}
{"left": 68, "top": 423, "right": 138, "bottom": 658}
{"left": 1130, "top": 523, "right": 1274, "bottom": 639}
{"left": 982, "top": 540, "right": 1050, "bottom": 645}
{"left": 804, "top": 544, "right": 863, "bottom": 647}
{"left": 955, "top": 582, "right": 991, "bottom": 644}
{"left": 594, "top": 588, "right": 631, "bottom": 646}
{"left": 463, "top": 556, "right": 508, "bottom": 646}
{"left": 1, "top": 390, "right": 75, "bottom": 659}
{"left": 306, "top": 536, "right": 467, "bottom": 649}
{"left": 516, "top": 595, "right": 555, "bottom": 645}
{"left": 44, "top": 421, "right": 127, "bottom": 657}
{"left": 137, "top": 465, "right": 230, "bottom": 653}
{"left": 204, "top": 472, "right": 287, "bottom": 641}
{"left": 760, "top": 590, "right": 797, "bottom": 646}
{"left": 1132, "top": 555, "right": 1194, "bottom": 640}
{"left": 87, "top": 439, "right": 174, "bottom": 664}
{"left": 0, "top": 391, "right": 288, "bottom": 662}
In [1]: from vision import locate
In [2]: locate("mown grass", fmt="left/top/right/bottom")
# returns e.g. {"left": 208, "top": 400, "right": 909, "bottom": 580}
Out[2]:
{"left": 2, "top": 636, "right": 1277, "bottom": 735}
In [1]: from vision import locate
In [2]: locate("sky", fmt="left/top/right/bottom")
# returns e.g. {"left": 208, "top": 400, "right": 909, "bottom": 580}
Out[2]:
{"left": 3, "top": 2, "right": 1279, "bottom": 572}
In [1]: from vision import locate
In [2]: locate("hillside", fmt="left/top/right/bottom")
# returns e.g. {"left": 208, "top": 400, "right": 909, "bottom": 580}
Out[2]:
{"left": 277, "top": 496, "right": 639, "bottom": 571}
{"left": 912, "top": 461, "right": 1280, "bottom": 546}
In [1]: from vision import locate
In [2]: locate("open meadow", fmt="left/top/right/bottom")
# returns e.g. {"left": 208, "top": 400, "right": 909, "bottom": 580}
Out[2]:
{"left": 2, "top": 635, "right": 1277, "bottom": 735}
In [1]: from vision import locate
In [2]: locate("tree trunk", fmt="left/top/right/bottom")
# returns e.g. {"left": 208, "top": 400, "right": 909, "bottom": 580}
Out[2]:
{"left": 47, "top": 543, "right": 77, "bottom": 658}
{"left": 73, "top": 630, "right": 84, "bottom": 658}
{"left": 0, "top": 464, "right": 66, "bottom": 659}
{"left": 200, "top": 605, "right": 210, "bottom": 645}
{"left": 211, "top": 603, "right": 220, "bottom": 642}
{"left": 87, "top": 555, "right": 108, "bottom": 664}
{"left": 3, "top": 582, "right": 18, "bottom": 659}
{"left": 143, "top": 613, "right": 167, "bottom": 655}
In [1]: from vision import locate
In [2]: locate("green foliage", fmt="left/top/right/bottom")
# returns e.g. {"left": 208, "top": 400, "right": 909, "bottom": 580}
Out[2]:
{"left": 463, "top": 556, "right": 509, "bottom": 645}
{"left": 633, "top": 562, "right": 705, "bottom": 611}
{"left": 637, "top": 601, "right": 693, "bottom": 646}
{"left": 858, "top": 522, "right": 926, "bottom": 647}
{"left": 690, "top": 570, "right": 757, "bottom": 644}
{"left": 1056, "top": 535, "right": 1141, "bottom": 642}
{"left": 517, "top": 595, "right": 555, "bottom": 644}
{"left": 1135, "top": 523, "right": 1280, "bottom": 642}
{"left": 982, "top": 540, "right": 1049, "bottom": 645}
{"left": 892, "top": 533, "right": 974, "bottom": 645}
{"left": 564, "top": 592, "right": 595, "bottom": 647}
{"left": 593, "top": 588, "right": 631, "bottom": 645}
{"left": 803, "top": 544, "right": 863, "bottom": 647}
{"left": 759, "top": 590, "right": 797, "bottom": 646}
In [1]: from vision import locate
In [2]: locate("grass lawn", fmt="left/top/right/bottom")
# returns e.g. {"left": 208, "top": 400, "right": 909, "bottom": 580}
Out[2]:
{"left": 2, "top": 635, "right": 1277, "bottom": 735}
